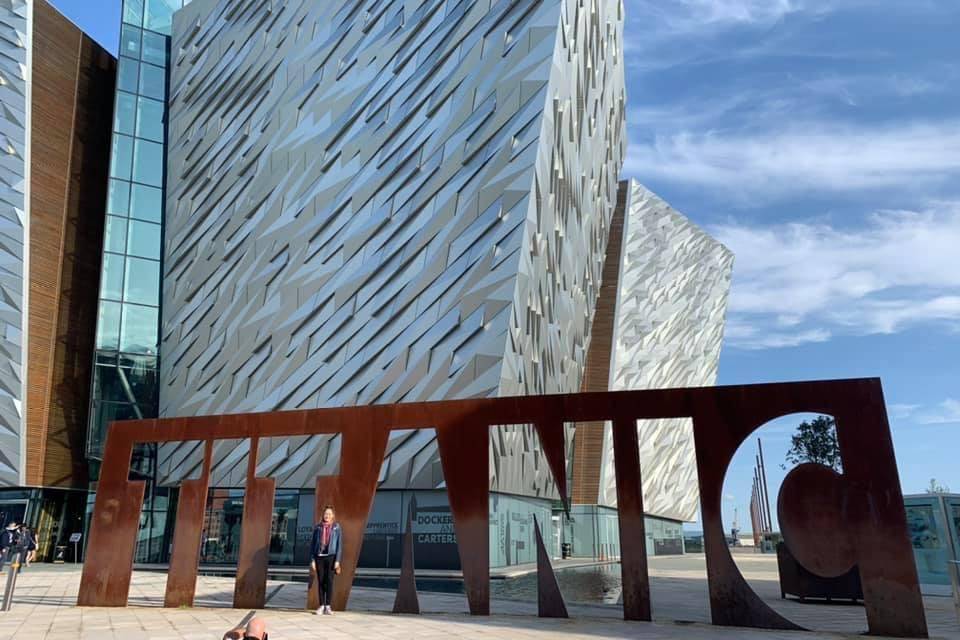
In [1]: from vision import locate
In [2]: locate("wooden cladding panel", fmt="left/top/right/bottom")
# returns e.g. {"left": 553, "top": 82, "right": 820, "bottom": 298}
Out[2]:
{"left": 44, "top": 31, "right": 113, "bottom": 488}
{"left": 26, "top": 0, "right": 113, "bottom": 488}
{"left": 26, "top": 0, "right": 82, "bottom": 487}
{"left": 571, "top": 181, "right": 628, "bottom": 505}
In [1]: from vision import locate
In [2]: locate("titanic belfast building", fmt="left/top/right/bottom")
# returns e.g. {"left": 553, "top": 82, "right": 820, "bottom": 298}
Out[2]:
{"left": 1, "top": 0, "right": 732, "bottom": 570}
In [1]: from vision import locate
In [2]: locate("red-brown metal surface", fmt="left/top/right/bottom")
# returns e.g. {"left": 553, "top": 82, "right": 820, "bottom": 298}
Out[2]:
{"left": 693, "top": 394, "right": 813, "bottom": 632}
{"left": 534, "top": 515, "right": 568, "bottom": 618}
{"left": 436, "top": 417, "right": 489, "bottom": 616}
{"left": 78, "top": 434, "right": 145, "bottom": 606}
{"left": 79, "top": 378, "right": 927, "bottom": 638}
{"left": 234, "top": 437, "right": 276, "bottom": 609}
{"left": 330, "top": 418, "right": 389, "bottom": 611}
{"left": 778, "top": 463, "right": 855, "bottom": 579}
{"left": 782, "top": 385, "right": 927, "bottom": 638}
{"left": 164, "top": 439, "right": 213, "bottom": 607}
{"left": 690, "top": 379, "right": 926, "bottom": 637}
{"left": 611, "top": 416, "right": 651, "bottom": 621}
{"left": 393, "top": 498, "right": 420, "bottom": 615}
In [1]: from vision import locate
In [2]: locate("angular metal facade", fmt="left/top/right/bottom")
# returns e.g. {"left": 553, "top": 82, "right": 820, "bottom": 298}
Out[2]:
{"left": 597, "top": 181, "right": 734, "bottom": 521}
{"left": 0, "top": 0, "right": 30, "bottom": 486}
{"left": 160, "top": 0, "right": 626, "bottom": 496}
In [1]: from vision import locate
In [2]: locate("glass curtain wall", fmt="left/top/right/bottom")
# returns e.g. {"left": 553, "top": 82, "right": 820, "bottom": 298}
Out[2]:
{"left": 198, "top": 489, "right": 301, "bottom": 566}
{"left": 87, "top": 0, "right": 188, "bottom": 563}
{"left": 905, "top": 494, "right": 960, "bottom": 587}
{"left": 88, "top": 0, "right": 187, "bottom": 466}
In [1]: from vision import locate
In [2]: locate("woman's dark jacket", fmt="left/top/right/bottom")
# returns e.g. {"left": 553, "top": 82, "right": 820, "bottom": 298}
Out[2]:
{"left": 310, "top": 522, "right": 342, "bottom": 562}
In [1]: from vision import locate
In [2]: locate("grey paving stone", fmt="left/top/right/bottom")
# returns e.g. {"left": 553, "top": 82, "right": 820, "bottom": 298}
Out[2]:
{"left": 0, "top": 554, "right": 954, "bottom": 640}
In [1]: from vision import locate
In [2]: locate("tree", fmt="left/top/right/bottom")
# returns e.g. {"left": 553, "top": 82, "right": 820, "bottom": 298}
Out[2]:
{"left": 926, "top": 478, "right": 950, "bottom": 494}
{"left": 783, "top": 415, "right": 841, "bottom": 472}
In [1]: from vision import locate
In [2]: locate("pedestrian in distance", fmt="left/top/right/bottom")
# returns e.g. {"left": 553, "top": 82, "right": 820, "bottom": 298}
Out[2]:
{"left": 310, "top": 505, "right": 342, "bottom": 615}
{"left": 21, "top": 526, "right": 37, "bottom": 567}
{"left": 0, "top": 522, "right": 20, "bottom": 572}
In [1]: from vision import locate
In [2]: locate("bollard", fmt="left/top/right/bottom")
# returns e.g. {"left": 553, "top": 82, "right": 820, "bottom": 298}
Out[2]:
{"left": 1, "top": 549, "right": 23, "bottom": 612}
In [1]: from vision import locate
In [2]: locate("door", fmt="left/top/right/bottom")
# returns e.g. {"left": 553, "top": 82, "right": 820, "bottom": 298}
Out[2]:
{"left": 551, "top": 515, "right": 561, "bottom": 558}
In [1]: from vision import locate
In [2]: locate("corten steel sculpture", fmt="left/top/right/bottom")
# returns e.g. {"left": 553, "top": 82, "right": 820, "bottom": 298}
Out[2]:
{"left": 392, "top": 499, "right": 420, "bottom": 615}
{"left": 533, "top": 515, "right": 568, "bottom": 618}
{"left": 79, "top": 378, "right": 927, "bottom": 638}
{"left": 164, "top": 438, "right": 213, "bottom": 608}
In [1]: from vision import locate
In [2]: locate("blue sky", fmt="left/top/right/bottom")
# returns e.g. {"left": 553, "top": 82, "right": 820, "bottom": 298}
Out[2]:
{"left": 620, "top": 0, "right": 960, "bottom": 531}
{"left": 51, "top": 1, "right": 959, "bottom": 533}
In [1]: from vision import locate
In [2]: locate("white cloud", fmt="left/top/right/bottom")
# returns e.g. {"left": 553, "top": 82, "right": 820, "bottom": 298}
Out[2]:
{"left": 622, "top": 1, "right": 895, "bottom": 73}
{"left": 621, "top": 1, "right": 821, "bottom": 67}
{"left": 626, "top": 89, "right": 799, "bottom": 132}
{"left": 916, "top": 399, "right": 960, "bottom": 425}
{"left": 888, "top": 403, "right": 921, "bottom": 420}
{"left": 626, "top": 65, "right": 955, "bottom": 135}
{"left": 625, "top": 121, "right": 960, "bottom": 199}
{"left": 829, "top": 296, "right": 960, "bottom": 334}
{"left": 794, "top": 70, "right": 952, "bottom": 106}
{"left": 629, "top": 0, "right": 821, "bottom": 33}
{"left": 891, "top": 399, "right": 960, "bottom": 425}
{"left": 714, "top": 204, "right": 960, "bottom": 348}
{"left": 619, "top": 2, "right": 960, "bottom": 352}
{"left": 885, "top": 74, "right": 940, "bottom": 98}
{"left": 724, "top": 319, "right": 831, "bottom": 350}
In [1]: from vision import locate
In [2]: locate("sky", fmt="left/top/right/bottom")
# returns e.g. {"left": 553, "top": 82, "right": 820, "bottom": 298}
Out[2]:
{"left": 50, "top": 1, "right": 960, "bottom": 534}
{"left": 619, "top": 0, "right": 960, "bottom": 532}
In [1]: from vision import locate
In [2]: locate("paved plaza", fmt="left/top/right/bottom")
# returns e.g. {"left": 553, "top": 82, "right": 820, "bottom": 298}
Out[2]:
{"left": 0, "top": 554, "right": 955, "bottom": 639}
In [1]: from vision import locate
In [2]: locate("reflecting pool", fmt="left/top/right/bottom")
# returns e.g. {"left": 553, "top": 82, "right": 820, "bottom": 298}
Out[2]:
{"left": 353, "top": 563, "right": 623, "bottom": 605}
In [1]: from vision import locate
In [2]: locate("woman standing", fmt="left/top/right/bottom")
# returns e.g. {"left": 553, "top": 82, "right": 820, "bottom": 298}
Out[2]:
{"left": 310, "top": 506, "right": 341, "bottom": 615}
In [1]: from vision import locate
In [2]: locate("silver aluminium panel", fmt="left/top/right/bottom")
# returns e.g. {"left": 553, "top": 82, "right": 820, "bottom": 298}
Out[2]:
{"left": 0, "top": 0, "right": 30, "bottom": 487}
{"left": 160, "top": 0, "right": 625, "bottom": 497}
{"left": 598, "top": 181, "right": 734, "bottom": 522}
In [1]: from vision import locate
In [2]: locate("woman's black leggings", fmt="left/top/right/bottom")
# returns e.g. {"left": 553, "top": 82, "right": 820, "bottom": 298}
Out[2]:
{"left": 314, "top": 555, "right": 335, "bottom": 606}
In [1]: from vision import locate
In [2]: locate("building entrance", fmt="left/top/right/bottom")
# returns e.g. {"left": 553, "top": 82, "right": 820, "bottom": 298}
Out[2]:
{"left": 0, "top": 501, "right": 27, "bottom": 529}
